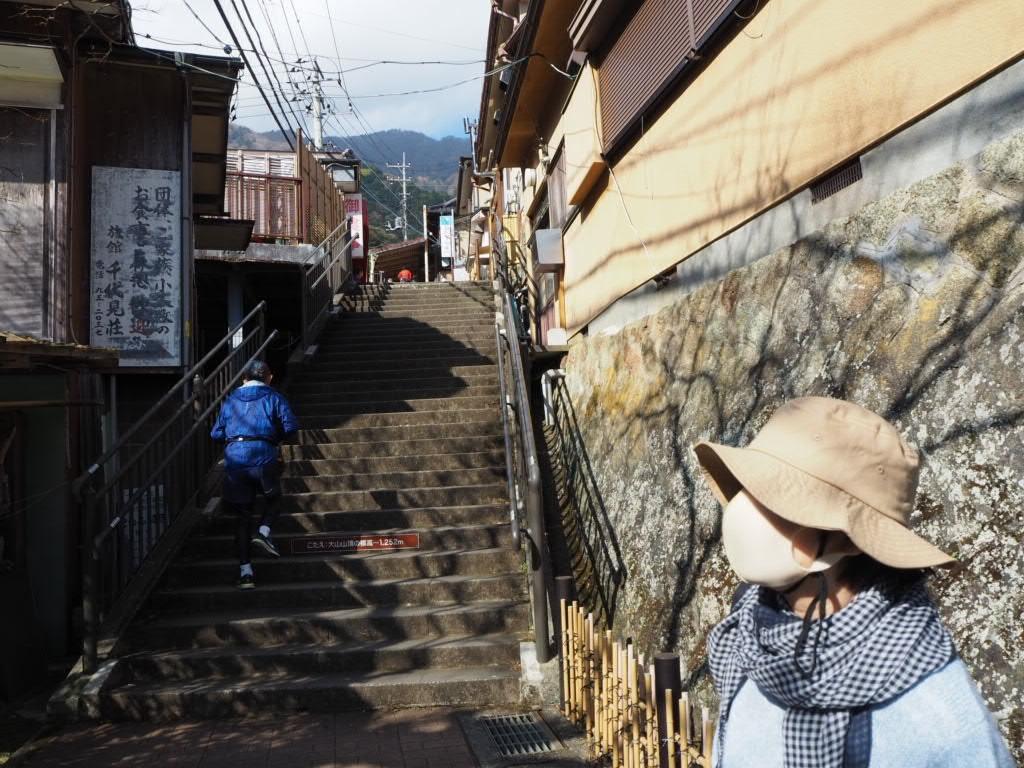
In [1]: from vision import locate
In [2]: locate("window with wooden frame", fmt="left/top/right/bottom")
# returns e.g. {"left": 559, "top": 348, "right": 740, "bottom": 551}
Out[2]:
{"left": 548, "top": 143, "right": 569, "bottom": 229}
{"left": 596, "top": 0, "right": 743, "bottom": 153}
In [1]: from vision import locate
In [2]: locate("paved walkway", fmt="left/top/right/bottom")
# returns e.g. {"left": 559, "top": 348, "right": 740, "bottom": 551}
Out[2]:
{"left": 12, "top": 709, "right": 479, "bottom": 768}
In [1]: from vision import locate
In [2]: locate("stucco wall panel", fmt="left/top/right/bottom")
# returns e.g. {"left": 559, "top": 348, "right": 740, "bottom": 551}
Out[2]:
{"left": 562, "top": 0, "right": 1024, "bottom": 333}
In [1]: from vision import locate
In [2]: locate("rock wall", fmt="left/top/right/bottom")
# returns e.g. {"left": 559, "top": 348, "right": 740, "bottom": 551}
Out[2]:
{"left": 561, "top": 128, "right": 1024, "bottom": 758}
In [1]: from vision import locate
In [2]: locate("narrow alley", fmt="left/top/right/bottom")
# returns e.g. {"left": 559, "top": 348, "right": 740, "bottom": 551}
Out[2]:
{"left": 1, "top": 1, "right": 1021, "bottom": 767}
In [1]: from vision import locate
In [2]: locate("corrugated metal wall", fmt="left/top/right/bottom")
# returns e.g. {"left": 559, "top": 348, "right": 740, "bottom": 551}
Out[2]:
{"left": 0, "top": 107, "right": 49, "bottom": 337}
{"left": 597, "top": 0, "right": 737, "bottom": 150}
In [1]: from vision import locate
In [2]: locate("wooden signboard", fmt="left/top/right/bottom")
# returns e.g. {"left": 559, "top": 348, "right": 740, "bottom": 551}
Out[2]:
{"left": 290, "top": 532, "right": 420, "bottom": 556}
{"left": 90, "top": 167, "right": 182, "bottom": 367}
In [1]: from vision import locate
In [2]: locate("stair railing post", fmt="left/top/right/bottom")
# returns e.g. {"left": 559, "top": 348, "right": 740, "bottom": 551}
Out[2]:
{"left": 554, "top": 576, "right": 576, "bottom": 710}
{"left": 80, "top": 482, "right": 100, "bottom": 674}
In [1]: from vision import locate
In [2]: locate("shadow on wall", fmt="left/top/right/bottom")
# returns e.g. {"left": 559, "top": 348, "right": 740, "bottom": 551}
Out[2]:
{"left": 545, "top": 379, "right": 626, "bottom": 628}
{"left": 562, "top": 128, "right": 1024, "bottom": 755}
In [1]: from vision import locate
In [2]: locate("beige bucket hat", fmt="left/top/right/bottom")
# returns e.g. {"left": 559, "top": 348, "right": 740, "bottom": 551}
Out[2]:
{"left": 693, "top": 396, "right": 954, "bottom": 569}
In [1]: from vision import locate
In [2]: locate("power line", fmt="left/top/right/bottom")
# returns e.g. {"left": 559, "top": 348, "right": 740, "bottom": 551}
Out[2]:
{"left": 210, "top": 0, "right": 294, "bottom": 150}
{"left": 323, "top": 0, "right": 350, "bottom": 98}
{"left": 229, "top": 0, "right": 304, "bottom": 138}
{"left": 386, "top": 152, "right": 411, "bottom": 240}
{"left": 136, "top": 31, "right": 482, "bottom": 73}
{"left": 182, "top": 0, "right": 230, "bottom": 48}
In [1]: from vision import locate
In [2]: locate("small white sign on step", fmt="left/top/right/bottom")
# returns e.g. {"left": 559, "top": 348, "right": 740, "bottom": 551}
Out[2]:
{"left": 290, "top": 532, "right": 420, "bottom": 555}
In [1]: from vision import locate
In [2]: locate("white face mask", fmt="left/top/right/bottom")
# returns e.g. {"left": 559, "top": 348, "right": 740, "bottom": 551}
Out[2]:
{"left": 722, "top": 490, "right": 849, "bottom": 590}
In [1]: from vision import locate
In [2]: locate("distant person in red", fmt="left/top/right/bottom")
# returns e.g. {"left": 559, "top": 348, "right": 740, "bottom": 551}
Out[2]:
{"left": 397, "top": 268, "right": 414, "bottom": 283}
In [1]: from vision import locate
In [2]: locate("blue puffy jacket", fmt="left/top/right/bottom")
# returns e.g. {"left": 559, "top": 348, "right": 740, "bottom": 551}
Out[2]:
{"left": 210, "top": 383, "right": 299, "bottom": 469}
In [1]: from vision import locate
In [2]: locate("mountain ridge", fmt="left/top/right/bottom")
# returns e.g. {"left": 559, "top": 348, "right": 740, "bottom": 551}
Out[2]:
{"left": 228, "top": 125, "right": 469, "bottom": 192}
{"left": 228, "top": 124, "right": 460, "bottom": 248}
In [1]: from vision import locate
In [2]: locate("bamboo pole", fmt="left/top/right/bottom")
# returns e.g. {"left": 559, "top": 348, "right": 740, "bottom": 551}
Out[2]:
{"left": 614, "top": 643, "right": 622, "bottom": 768}
{"left": 575, "top": 605, "right": 585, "bottom": 723}
{"left": 589, "top": 618, "right": 598, "bottom": 749}
{"left": 646, "top": 663, "right": 657, "bottom": 767}
{"left": 629, "top": 645, "right": 641, "bottom": 768}
{"left": 573, "top": 606, "right": 581, "bottom": 724}
{"left": 680, "top": 693, "right": 691, "bottom": 759}
{"left": 596, "top": 627, "right": 606, "bottom": 757}
{"left": 701, "top": 706, "right": 714, "bottom": 766}
{"left": 560, "top": 598, "right": 569, "bottom": 718}
{"left": 604, "top": 630, "right": 613, "bottom": 754}
{"left": 566, "top": 601, "right": 575, "bottom": 719}
{"left": 665, "top": 689, "right": 677, "bottom": 768}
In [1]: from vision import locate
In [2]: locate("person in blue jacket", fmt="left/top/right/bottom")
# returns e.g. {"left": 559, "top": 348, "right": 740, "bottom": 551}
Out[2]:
{"left": 211, "top": 361, "right": 299, "bottom": 590}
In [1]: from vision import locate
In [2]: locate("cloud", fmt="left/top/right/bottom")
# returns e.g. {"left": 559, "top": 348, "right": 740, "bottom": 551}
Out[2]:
{"left": 131, "top": 0, "right": 490, "bottom": 139}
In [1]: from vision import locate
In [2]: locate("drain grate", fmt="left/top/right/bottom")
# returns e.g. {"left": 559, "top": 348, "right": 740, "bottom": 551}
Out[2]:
{"left": 480, "top": 713, "right": 556, "bottom": 757}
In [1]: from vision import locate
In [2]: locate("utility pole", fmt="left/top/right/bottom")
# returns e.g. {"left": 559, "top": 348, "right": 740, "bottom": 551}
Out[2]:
{"left": 386, "top": 152, "right": 411, "bottom": 241}
{"left": 312, "top": 61, "right": 324, "bottom": 151}
{"left": 423, "top": 203, "right": 429, "bottom": 283}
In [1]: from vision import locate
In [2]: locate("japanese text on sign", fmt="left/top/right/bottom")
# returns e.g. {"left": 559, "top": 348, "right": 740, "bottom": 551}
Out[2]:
{"left": 91, "top": 167, "right": 182, "bottom": 367}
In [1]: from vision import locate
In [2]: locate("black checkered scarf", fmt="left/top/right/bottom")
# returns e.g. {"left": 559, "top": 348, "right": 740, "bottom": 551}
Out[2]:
{"left": 708, "top": 577, "right": 954, "bottom": 768}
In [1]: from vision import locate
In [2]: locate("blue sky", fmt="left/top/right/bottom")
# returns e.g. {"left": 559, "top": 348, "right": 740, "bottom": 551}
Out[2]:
{"left": 131, "top": 0, "right": 490, "bottom": 140}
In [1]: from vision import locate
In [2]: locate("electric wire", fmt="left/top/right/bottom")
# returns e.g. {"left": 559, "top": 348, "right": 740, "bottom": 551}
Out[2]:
{"left": 235, "top": 0, "right": 309, "bottom": 134}
{"left": 228, "top": 0, "right": 303, "bottom": 139}
{"left": 210, "top": 0, "right": 294, "bottom": 150}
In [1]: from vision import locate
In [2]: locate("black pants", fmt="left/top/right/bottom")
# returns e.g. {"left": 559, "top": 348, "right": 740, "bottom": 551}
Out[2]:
{"left": 223, "top": 462, "right": 283, "bottom": 564}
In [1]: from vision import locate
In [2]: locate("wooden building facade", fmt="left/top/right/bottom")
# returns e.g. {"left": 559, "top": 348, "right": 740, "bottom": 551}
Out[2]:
{"left": 0, "top": 0, "right": 239, "bottom": 701}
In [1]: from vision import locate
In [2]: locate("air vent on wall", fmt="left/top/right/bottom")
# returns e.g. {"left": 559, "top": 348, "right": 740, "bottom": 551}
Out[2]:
{"left": 810, "top": 157, "right": 863, "bottom": 204}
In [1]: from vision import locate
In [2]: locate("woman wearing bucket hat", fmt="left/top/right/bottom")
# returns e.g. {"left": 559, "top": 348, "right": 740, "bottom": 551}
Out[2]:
{"left": 694, "top": 396, "right": 1013, "bottom": 768}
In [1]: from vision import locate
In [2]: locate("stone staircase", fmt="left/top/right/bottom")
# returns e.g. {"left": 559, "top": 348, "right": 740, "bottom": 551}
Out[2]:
{"left": 93, "top": 282, "right": 529, "bottom": 720}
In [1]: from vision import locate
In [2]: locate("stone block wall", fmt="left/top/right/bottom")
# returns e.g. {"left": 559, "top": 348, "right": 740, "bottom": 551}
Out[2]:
{"left": 560, "top": 128, "right": 1024, "bottom": 759}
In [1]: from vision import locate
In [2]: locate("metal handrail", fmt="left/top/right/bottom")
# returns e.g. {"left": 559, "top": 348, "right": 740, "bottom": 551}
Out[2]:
{"left": 493, "top": 233, "right": 553, "bottom": 664}
{"left": 73, "top": 301, "right": 269, "bottom": 497}
{"left": 301, "top": 221, "right": 352, "bottom": 349}
{"left": 494, "top": 324, "right": 522, "bottom": 550}
{"left": 77, "top": 303, "right": 277, "bottom": 673}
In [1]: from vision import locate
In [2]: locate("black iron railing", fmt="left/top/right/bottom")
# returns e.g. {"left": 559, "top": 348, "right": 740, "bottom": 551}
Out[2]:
{"left": 493, "top": 231, "right": 553, "bottom": 663}
{"left": 301, "top": 221, "right": 352, "bottom": 350}
{"left": 75, "top": 303, "right": 278, "bottom": 672}
{"left": 542, "top": 369, "right": 625, "bottom": 627}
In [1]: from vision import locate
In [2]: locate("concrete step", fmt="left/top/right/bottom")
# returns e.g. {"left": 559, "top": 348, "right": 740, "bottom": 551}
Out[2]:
{"left": 320, "top": 323, "right": 493, "bottom": 339}
{"left": 280, "top": 466, "right": 505, "bottom": 493}
{"left": 293, "top": 395, "right": 499, "bottom": 418}
{"left": 319, "top": 338, "right": 497, "bottom": 355}
{"left": 292, "top": 420, "right": 502, "bottom": 445}
{"left": 279, "top": 483, "right": 507, "bottom": 513}
{"left": 313, "top": 344, "right": 497, "bottom": 362}
{"left": 204, "top": 504, "right": 510, "bottom": 536}
{"left": 355, "top": 285, "right": 491, "bottom": 297}
{"left": 187, "top": 524, "right": 512, "bottom": 560}
{"left": 122, "top": 633, "right": 521, "bottom": 682}
{"left": 297, "top": 408, "right": 500, "bottom": 431}
{"left": 339, "top": 312, "right": 495, "bottom": 324}
{"left": 288, "top": 372, "right": 496, "bottom": 395}
{"left": 295, "top": 364, "right": 497, "bottom": 384}
{"left": 335, "top": 314, "right": 494, "bottom": 327}
{"left": 289, "top": 384, "right": 500, "bottom": 406}
{"left": 283, "top": 434, "right": 503, "bottom": 458}
{"left": 126, "top": 600, "right": 530, "bottom": 651}
{"left": 97, "top": 665, "right": 521, "bottom": 721}
{"left": 168, "top": 546, "right": 520, "bottom": 587}
{"left": 339, "top": 296, "right": 491, "bottom": 309}
{"left": 339, "top": 304, "right": 495, "bottom": 317}
{"left": 285, "top": 450, "right": 506, "bottom": 475}
{"left": 307, "top": 356, "right": 497, "bottom": 374}
{"left": 153, "top": 571, "right": 522, "bottom": 613}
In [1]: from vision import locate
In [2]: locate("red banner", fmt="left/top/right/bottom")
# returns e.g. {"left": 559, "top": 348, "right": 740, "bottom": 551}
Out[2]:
{"left": 290, "top": 533, "right": 421, "bottom": 555}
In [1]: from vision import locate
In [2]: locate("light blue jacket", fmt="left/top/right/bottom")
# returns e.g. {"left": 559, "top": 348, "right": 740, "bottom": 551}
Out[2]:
{"left": 718, "top": 658, "right": 1014, "bottom": 767}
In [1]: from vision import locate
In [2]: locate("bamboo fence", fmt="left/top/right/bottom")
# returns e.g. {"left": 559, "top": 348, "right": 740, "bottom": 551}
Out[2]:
{"left": 560, "top": 599, "right": 715, "bottom": 768}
